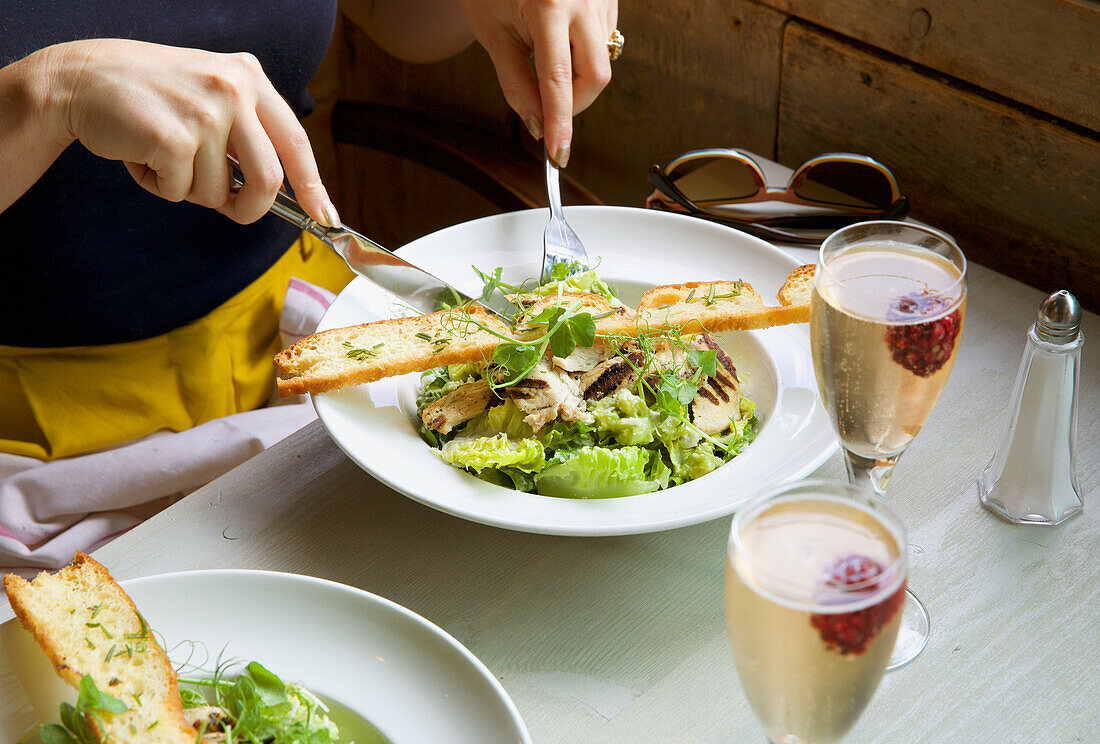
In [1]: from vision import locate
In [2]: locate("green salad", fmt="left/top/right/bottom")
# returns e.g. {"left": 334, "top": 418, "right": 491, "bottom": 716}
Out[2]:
{"left": 414, "top": 266, "right": 759, "bottom": 498}
{"left": 177, "top": 661, "right": 344, "bottom": 743}
{"left": 28, "top": 664, "right": 349, "bottom": 744}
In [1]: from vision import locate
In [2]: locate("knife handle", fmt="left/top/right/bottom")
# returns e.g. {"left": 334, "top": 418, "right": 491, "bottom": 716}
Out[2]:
{"left": 227, "top": 156, "right": 330, "bottom": 241}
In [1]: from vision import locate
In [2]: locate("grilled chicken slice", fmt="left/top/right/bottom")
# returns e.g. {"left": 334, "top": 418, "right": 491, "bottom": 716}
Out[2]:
{"left": 506, "top": 360, "right": 592, "bottom": 430}
{"left": 183, "top": 706, "right": 233, "bottom": 742}
{"left": 647, "top": 343, "right": 691, "bottom": 380}
{"left": 422, "top": 379, "right": 501, "bottom": 434}
{"left": 552, "top": 340, "right": 618, "bottom": 373}
{"left": 579, "top": 352, "right": 645, "bottom": 400}
{"left": 689, "top": 336, "right": 742, "bottom": 435}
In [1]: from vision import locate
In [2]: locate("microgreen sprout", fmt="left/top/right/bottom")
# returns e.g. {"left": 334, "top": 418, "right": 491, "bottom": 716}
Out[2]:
{"left": 123, "top": 612, "right": 149, "bottom": 640}
{"left": 32, "top": 675, "right": 127, "bottom": 744}
{"left": 601, "top": 325, "right": 736, "bottom": 454}
{"left": 487, "top": 302, "right": 596, "bottom": 389}
{"left": 177, "top": 649, "right": 343, "bottom": 743}
{"left": 413, "top": 266, "right": 761, "bottom": 495}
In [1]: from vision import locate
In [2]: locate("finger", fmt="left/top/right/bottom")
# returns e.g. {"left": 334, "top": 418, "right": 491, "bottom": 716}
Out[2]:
{"left": 187, "top": 138, "right": 232, "bottom": 209}
{"left": 567, "top": 13, "right": 613, "bottom": 115}
{"left": 124, "top": 161, "right": 159, "bottom": 197}
{"left": 255, "top": 86, "right": 339, "bottom": 227}
{"left": 529, "top": 14, "right": 574, "bottom": 168}
{"left": 219, "top": 116, "right": 283, "bottom": 225}
{"left": 483, "top": 37, "right": 545, "bottom": 142}
{"left": 126, "top": 129, "right": 195, "bottom": 202}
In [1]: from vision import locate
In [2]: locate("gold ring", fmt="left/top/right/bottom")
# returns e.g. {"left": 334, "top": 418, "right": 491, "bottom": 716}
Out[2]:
{"left": 607, "top": 29, "right": 625, "bottom": 61}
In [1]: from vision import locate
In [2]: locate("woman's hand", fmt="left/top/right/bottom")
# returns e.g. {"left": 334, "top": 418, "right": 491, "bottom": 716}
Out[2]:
{"left": 48, "top": 39, "right": 338, "bottom": 226}
{"left": 458, "top": 0, "right": 617, "bottom": 168}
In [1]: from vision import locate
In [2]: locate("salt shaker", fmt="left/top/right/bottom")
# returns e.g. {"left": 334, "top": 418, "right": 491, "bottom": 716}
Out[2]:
{"left": 978, "top": 290, "right": 1084, "bottom": 525}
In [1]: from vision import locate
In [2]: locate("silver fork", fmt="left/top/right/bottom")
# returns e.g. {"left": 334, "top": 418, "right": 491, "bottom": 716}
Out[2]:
{"left": 541, "top": 148, "right": 591, "bottom": 283}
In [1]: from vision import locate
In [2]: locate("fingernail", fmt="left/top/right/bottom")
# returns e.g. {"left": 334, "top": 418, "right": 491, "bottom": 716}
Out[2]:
{"left": 524, "top": 115, "right": 543, "bottom": 141}
{"left": 552, "top": 142, "right": 570, "bottom": 169}
{"left": 322, "top": 200, "right": 341, "bottom": 228}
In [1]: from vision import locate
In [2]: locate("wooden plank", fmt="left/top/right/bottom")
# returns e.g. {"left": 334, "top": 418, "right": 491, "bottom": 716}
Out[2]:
{"left": 567, "top": 0, "right": 788, "bottom": 208}
{"left": 755, "top": 0, "right": 1100, "bottom": 131}
{"left": 301, "top": 14, "right": 347, "bottom": 208}
{"left": 778, "top": 22, "right": 1100, "bottom": 311}
{"left": 328, "top": 18, "right": 517, "bottom": 248}
{"left": 320, "top": 2, "right": 788, "bottom": 234}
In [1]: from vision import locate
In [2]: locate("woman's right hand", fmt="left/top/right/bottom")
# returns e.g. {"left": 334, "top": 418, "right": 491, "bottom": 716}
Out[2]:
{"left": 45, "top": 39, "right": 338, "bottom": 226}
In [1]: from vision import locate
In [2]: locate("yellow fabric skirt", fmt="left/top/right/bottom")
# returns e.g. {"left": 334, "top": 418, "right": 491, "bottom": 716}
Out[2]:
{"left": 0, "top": 233, "right": 352, "bottom": 460}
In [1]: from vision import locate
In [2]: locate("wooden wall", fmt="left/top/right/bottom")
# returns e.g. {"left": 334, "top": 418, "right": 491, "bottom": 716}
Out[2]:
{"left": 305, "top": 1, "right": 1100, "bottom": 310}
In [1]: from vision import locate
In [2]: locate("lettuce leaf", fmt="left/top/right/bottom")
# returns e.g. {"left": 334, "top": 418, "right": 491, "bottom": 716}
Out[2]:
{"left": 669, "top": 441, "right": 725, "bottom": 483}
{"left": 537, "top": 418, "right": 598, "bottom": 455}
{"left": 462, "top": 400, "right": 535, "bottom": 439}
{"left": 537, "top": 267, "right": 618, "bottom": 301}
{"left": 441, "top": 433, "right": 545, "bottom": 473}
{"left": 473, "top": 467, "right": 537, "bottom": 492}
{"left": 534, "top": 446, "right": 660, "bottom": 499}
{"left": 646, "top": 450, "right": 673, "bottom": 490}
{"left": 588, "top": 389, "right": 657, "bottom": 446}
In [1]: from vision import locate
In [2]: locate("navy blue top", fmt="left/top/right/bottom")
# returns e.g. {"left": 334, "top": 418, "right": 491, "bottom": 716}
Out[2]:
{"left": 0, "top": 1, "right": 337, "bottom": 346}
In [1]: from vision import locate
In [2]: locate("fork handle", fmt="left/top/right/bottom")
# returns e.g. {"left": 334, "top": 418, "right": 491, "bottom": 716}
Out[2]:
{"left": 545, "top": 146, "right": 565, "bottom": 222}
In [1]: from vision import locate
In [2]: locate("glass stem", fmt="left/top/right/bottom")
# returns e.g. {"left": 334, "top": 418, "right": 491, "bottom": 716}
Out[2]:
{"left": 843, "top": 449, "right": 904, "bottom": 498}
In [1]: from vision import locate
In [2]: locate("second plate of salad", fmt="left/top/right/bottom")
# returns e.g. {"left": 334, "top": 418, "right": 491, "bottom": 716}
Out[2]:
{"left": 312, "top": 206, "right": 837, "bottom": 536}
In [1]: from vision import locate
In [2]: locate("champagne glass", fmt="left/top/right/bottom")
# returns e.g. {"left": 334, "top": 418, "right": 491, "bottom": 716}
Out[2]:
{"left": 725, "top": 480, "right": 908, "bottom": 744}
{"left": 810, "top": 221, "right": 967, "bottom": 669}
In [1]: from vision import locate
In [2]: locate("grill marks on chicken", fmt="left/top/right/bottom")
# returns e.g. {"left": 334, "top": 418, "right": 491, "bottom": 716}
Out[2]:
{"left": 423, "top": 379, "right": 502, "bottom": 434}
{"left": 579, "top": 352, "right": 645, "bottom": 400}
{"left": 689, "top": 336, "right": 742, "bottom": 435}
{"left": 420, "top": 334, "right": 744, "bottom": 436}
{"left": 506, "top": 360, "right": 592, "bottom": 430}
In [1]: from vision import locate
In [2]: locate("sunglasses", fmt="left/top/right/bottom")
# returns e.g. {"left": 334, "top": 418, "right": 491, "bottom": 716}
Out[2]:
{"left": 646, "top": 150, "right": 907, "bottom": 243}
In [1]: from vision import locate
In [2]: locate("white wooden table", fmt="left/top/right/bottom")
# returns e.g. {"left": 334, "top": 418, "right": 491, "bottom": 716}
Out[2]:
{"left": 2, "top": 162, "right": 1097, "bottom": 743}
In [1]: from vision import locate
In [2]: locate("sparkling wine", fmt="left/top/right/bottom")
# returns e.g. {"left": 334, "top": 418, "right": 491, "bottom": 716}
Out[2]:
{"left": 811, "top": 242, "right": 966, "bottom": 459}
{"left": 725, "top": 494, "right": 906, "bottom": 744}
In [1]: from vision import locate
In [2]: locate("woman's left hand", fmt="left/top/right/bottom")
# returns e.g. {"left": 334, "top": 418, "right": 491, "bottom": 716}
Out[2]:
{"left": 460, "top": 0, "right": 618, "bottom": 169}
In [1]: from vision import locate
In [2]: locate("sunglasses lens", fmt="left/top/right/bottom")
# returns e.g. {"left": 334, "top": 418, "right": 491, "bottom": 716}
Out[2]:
{"left": 667, "top": 156, "right": 760, "bottom": 205}
{"left": 795, "top": 161, "right": 895, "bottom": 209}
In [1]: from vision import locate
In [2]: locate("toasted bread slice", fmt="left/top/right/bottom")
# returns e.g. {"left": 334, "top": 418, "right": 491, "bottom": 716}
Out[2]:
{"left": 598, "top": 280, "right": 768, "bottom": 336}
{"left": 774, "top": 263, "right": 815, "bottom": 324}
{"left": 4, "top": 553, "right": 197, "bottom": 743}
{"left": 275, "top": 305, "right": 512, "bottom": 396}
{"left": 274, "top": 266, "right": 816, "bottom": 397}
{"left": 513, "top": 291, "right": 632, "bottom": 325}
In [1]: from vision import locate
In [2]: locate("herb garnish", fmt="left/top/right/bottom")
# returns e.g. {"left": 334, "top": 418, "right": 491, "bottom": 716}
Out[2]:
{"left": 84, "top": 622, "right": 113, "bottom": 639}
{"left": 178, "top": 654, "right": 343, "bottom": 743}
{"left": 31, "top": 675, "right": 127, "bottom": 744}
{"left": 488, "top": 302, "right": 596, "bottom": 388}
{"left": 342, "top": 340, "right": 383, "bottom": 361}
{"left": 413, "top": 266, "right": 761, "bottom": 495}
{"left": 703, "top": 281, "right": 743, "bottom": 306}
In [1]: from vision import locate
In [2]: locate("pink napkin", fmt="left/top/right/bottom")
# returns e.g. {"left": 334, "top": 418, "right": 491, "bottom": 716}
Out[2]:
{"left": 0, "top": 277, "right": 337, "bottom": 580}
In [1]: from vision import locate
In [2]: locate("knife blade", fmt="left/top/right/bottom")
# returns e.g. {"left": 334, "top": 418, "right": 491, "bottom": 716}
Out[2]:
{"left": 229, "top": 162, "right": 510, "bottom": 318}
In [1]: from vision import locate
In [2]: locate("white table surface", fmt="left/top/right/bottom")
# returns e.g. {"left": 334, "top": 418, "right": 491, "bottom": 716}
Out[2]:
{"left": 2, "top": 158, "right": 1097, "bottom": 744}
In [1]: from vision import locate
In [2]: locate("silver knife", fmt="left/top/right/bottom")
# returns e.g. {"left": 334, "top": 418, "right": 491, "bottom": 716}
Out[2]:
{"left": 229, "top": 164, "right": 510, "bottom": 318}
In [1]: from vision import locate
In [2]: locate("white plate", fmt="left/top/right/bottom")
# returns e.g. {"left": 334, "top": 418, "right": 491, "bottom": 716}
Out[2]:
{"left": 314, "top": 206, "right": 837, "bottom": 536}
{"left": 119, "top": 570, "right": 528, "bottom": 744}
{"left": 3, "top": 571, "right": 528, "bottom": 742}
